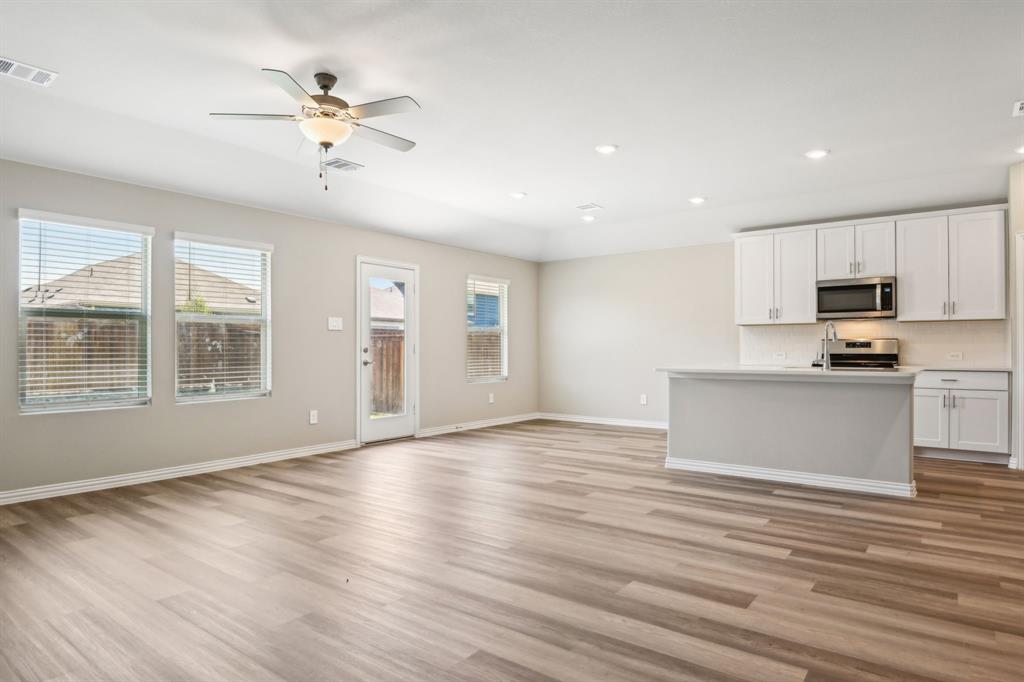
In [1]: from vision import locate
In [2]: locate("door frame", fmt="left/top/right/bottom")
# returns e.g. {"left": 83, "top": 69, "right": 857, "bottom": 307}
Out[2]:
{"left": 355, "top": 255, "right": 420, "bottom": 446}
{"left": 1014, "top": 234, "right": 1023, "bottom": 469}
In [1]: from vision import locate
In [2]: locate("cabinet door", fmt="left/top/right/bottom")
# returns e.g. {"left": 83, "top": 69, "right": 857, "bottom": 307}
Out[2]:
{"left": 817, "top": 226, "right": 856, "bottom": 280}
{"left": 949, "top": 390, "right": 1009, "bottom": 454}
{"left": 774, "top": 231, "right": 817, "bottom": 324}
{"left": 913, "top": 389, "right": 949, "bottom": 448}
{"left": 855, "top": 221, "right": 895, "bottom": 277}
{"left": 896, "top": 216, "right": 949, "bottom": 321}
{"left": 948, "top": 211, "right": 1005, "bottom": 320}
{"left": 735, "top": 235, "right": 775, "bottom": 325}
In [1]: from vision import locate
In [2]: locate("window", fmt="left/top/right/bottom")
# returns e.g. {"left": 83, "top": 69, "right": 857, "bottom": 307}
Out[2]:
{"left": 18, "top": 211, "right": 152, "bottom": 412}
{"left": 174, "top": 234, "right": 271, "bottom": 401}
{"left": 466, "top": 275, "right": 508, "bottom": 382}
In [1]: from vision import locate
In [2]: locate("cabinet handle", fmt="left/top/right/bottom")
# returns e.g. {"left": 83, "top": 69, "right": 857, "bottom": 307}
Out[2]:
{"left": 849, "top": 262, "right": 853, "bottom": 274}
{"left": 943, "top": 301, "right": 947, "bottom": 316}
{"left": 776, "top": 307, "right": 781, "bottom": 319}
{"left": 768, "top": 307, "right": 773, "bottom": 320}
{"left": 951, "top": 301, "right": 956, "bottom": 315}
{"left": 952, "top": 395, "right": 957, "bottom": 409}
{"left": 942, "top": 394, "right": 947, "bottom": 408}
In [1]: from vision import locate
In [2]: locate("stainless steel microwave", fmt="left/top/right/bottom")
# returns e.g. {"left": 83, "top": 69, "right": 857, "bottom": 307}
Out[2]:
{"left": 816, "top": 277, "right": 896, "bottom": 319}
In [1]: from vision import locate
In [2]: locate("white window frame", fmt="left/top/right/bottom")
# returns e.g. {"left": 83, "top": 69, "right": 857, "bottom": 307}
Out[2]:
{"left": 465, "top": 274, "right": 509, "bottom": 384}
{"left": 173, "top": 232, "right": 273, "bottom": 404}
{"left": 17, "top": 209, "right": 154, "bottom": 414}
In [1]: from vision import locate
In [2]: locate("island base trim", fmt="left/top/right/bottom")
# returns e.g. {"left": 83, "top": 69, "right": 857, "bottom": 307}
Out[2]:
{"left": 665, "top": 457, "right": 917, "bottom": 498}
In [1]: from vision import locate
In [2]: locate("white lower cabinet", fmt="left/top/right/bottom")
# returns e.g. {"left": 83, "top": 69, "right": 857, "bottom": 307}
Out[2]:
{"left": 912, "top": 372, "right": 1009, "bottom": 455}
{"left": 913, "top": 388, "right": 949, "bottom": 449}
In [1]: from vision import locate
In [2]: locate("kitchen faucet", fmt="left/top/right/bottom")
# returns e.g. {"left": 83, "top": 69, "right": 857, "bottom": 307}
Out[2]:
{"left": 822, "top": 320, "right": 837, "bottom": 371}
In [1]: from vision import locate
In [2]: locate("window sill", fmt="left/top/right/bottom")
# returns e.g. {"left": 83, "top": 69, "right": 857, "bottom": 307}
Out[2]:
{"left": 20, "top": 399, "right": 151, "bottom": 416}
{"left": 175, "top": 391, "right": 271, "bottom": 405}
{"left": 467, "top": 377, "right": 508, "bottom": 384}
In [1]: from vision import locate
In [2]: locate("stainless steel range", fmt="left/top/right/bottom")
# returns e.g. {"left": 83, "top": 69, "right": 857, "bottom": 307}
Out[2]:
{"left": 812, "top": 338, "right": 900, "bottom": 371}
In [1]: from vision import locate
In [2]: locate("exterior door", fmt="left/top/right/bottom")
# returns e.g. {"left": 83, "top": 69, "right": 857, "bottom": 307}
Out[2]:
{"left": 948, "top": 211, "right": 1005, "bottom": 320}
{"left": 896, "top": 216, "right": 949, "bottom": 321}
{"left": 359, "top": 260, "right": 417, "bottom": 443}
{"left": 913, "top": 389, "right": 949, "bottom": 448}
{"left": 949, "top": 390, "right": 1009, "bottom": 454}
{"left": 734, "top": 234, "right": 774, "bottom": 325}
{"left": 774, "top": 230, "right": 817, "bottom": 323}
{"left": 855, "top": 221, "right": 895, "bottom": 277}
{"left": 816, "top": 226, "right": 856, "bottom": 280}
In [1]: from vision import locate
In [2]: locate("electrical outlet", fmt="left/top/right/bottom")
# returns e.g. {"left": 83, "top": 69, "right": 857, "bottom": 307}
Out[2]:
{"left": 309, "top": 409, "right": 318, "bottom": 425}
{"left": 946, "top": 351, "right": 964, "bottom": 361}
{"left": 773, "top": 351, "right": 787, "bottom": 361}
{"left": 488, "top": 393, "right": 495, "bottom": 404}
{"left": 640, "top": 393, "right": 648, "bottom": 406}
{"left": 327, "top": 317, "right": 344, "bottom": 331}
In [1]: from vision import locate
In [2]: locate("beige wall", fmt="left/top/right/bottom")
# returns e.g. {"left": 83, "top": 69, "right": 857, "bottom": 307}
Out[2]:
{"left": 0, "top": 161, "right": 539, "bottom": 492}
{"left": 538, "top": 243, "right": 739, "bottom": 423}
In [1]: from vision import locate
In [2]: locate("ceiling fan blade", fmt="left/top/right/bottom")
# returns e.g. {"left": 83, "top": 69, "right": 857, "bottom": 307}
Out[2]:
{"left": 346, "top": 96, "right": 420, "bottom": 120}
{"left": 210, "top": 113, "right": 303, "bottom": 121}
{"left": 261, "top": 68, "right": 318, "bottom": 109}
{"left": 351, "top": 122, "right": 416, "bottom": 152}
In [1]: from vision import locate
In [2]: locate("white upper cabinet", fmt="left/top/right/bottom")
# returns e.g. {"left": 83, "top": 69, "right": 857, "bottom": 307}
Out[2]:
{"left": 854, "top": 221, "right": 896, "bottom": 278}
{"left": 948, "top": 211, "right": 1005, "bottom": 320}
{"left": 774, "top": 230, "right": 817, "bottom": 324}
{"left": 734, "top": 234, "right": 774, "bottom": 325}
{"left": 896, "top": 211, "right": 1005, "bottom": 322}
{"left": 896, "top": 216, "right": 949, "bottom": 321}
{"left": 817, "top": 226, "right": 856, "bottom": 280}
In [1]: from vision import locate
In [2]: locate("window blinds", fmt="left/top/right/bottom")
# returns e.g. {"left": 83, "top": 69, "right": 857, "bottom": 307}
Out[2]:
{"left": 174, "top": 237, "right": 271, "bottom": 400}
{"left": 18, "top": 218, "right": 151, "bottom": 411}
{"left": 466, "top": 276, "right": 508, "bottom": 381}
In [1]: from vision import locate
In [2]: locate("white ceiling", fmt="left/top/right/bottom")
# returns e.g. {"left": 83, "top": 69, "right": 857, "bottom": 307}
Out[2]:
{"left": 2, "top": 1, "right": 1022, "bottom": 261}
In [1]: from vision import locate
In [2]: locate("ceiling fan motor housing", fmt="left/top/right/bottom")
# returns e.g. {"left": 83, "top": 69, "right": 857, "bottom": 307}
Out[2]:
{"left": 314, "top": 72, "right": 338, "bottom": 94}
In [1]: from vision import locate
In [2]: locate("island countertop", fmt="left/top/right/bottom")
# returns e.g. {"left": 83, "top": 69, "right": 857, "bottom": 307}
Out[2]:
{"left": 656, "top": 365, "right": 917, "bottom": 384}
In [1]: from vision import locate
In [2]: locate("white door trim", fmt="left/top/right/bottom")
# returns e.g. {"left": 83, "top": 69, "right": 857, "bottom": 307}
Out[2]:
{"left": 355, "top": 255, "right": 420, "bottom": 446}
{"left": 1014, "top": 234, "right": 1024, "bottom": 469}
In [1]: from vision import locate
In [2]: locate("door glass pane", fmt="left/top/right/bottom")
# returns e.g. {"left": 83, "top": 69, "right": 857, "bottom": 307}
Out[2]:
{"left": 369, "top": 277, "right": 405, "bottom": 419}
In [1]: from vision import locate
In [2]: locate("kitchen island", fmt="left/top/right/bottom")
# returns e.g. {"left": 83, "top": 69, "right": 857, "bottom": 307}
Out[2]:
{"left": 657, "top": 366, "right": 917, "bottom": 497}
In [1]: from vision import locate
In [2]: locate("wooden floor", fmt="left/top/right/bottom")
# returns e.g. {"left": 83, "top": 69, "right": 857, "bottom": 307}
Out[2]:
{"left": 2, "top": 420, "right": 1023, "bottom": 682}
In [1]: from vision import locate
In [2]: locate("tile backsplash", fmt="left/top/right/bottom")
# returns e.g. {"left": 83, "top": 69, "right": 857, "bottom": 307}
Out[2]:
{"left": 740, "top": 319, "right": 1010, "bottom": 367}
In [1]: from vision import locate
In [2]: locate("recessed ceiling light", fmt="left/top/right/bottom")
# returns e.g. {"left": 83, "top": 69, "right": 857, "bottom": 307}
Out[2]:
{"left": 594, "top": 144, "right": 619, "bottom": 155}
{"left": 804, "top": 149, "right": 830, "bottom": 160}
{"left": 509, "top": 191, "right": 527, "bottom": 199}
{"left": 581, "top": 215, "right": 596, "bottom": 223}
{"left": 689, "top": 196, "right": 706, "bottom": 205}
{"left": 1016, "top": 145, "right": 1024, "bottom": 155}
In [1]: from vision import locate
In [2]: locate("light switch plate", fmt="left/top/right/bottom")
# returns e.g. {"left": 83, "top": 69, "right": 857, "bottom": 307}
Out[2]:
{"left": 309, "top": 409, "right": 318, "bottom": 425}
{"left": 946, "top": 351, "right": 964, "bottom": 361}
{"left": 327, "top": 317, "right": 344, "bottom": 331}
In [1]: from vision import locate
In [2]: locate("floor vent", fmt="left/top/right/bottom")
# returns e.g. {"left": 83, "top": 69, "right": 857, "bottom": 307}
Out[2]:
{"left": 0, "top": 56, "right": 57, "bottom": 87}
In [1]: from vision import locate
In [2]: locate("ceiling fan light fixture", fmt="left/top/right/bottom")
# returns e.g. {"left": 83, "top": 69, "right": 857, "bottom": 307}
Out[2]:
{"left": 299, "top": 116, "right": 353, "bottom": 147}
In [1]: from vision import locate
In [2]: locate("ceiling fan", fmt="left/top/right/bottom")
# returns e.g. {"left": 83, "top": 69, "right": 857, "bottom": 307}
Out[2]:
{"left": 211, "top": 69, "right": 420, "bottom": 189}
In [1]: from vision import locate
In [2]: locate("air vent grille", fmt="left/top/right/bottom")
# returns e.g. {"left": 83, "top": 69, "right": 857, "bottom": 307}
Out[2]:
{"left": 575, "top": 203, "right": 603, "bottom": 212}
{"left": 324, "top": 157, "right": 364, "bottom": 172}
{"left": 0, "top": 56, "right": 58, "bottom": 87}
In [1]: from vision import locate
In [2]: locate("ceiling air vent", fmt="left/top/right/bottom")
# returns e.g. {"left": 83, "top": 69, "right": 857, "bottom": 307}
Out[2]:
{"left": 0, "top": 56, "right": 57, "bottom": 87}
{"left": 575, "top": 203, "right": 603, "bottom": 212}
{"left": 324, "top": 157, "right": 364, "bottom": 172}
{"left": 1013, "top": 100, "right": 1024, "bottom": 117}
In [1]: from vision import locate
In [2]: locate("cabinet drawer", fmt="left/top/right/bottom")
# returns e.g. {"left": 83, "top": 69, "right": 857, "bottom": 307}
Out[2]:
{"left": 914, "top": 371, "right": 1008, "bottom": 391}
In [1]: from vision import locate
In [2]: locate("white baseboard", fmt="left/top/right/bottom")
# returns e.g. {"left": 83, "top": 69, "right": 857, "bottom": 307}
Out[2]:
{"left": 665, "top": 456, "right": 917, "bottom": 498}
{"left": 915, "top": 447, "right": 1010, "bottom": 465}
{"left": 1009, "top": 456, "right": 1020, "bottom": 469}
{"left": 536, "top": 412, "right": 667, "bottom": 430}
{"left": 0, "top": 439, "right": 358, "bottom": 506}
{"left": 416, "top": 412, "right": 541, "bottom": 438}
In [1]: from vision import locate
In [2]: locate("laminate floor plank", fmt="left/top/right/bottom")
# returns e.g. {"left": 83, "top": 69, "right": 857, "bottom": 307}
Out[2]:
{"left": 2, "top": 420, "right": 1023, "bottom": 681}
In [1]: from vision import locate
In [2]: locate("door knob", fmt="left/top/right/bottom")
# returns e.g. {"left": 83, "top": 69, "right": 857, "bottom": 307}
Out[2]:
{"left": 362, "top": 359, "right": 374, "bottom": 366}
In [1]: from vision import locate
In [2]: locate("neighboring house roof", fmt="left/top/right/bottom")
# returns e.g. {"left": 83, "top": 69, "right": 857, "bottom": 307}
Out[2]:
{"left": 22, "top": 253, "right": 261, "bottom": 314}
{"left": 370, "top": 284, "right": 406, "bottom": 322}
